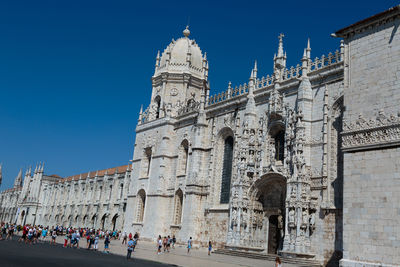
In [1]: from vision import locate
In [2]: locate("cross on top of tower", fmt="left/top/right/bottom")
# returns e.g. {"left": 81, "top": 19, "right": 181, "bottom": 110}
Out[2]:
{"left": 278, "top": 33, "right": 285, "bottom": 42}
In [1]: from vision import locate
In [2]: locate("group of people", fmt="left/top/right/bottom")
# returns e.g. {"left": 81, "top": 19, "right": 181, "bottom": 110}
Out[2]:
{"left": 1, "top": 221, "right": 219, "bottom": 263}
{"left": 155, "top": 235, "right": 213, "bottom": 256}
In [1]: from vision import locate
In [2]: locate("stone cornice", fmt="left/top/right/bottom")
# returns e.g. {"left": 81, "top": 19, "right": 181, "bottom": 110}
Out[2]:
{"left": 136, "top": 116, "right": 177, "bottom": 133}
{"left": 335, "top": 5, "right": 400, "bottom": 38}
{"left": 342, "top": 111, "right": 400, "bottom": 152}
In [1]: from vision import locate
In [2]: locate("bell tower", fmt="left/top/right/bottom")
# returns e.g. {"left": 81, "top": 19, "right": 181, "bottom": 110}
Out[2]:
{"left": 141, "top": 27, "right": 209, "bottom": 122}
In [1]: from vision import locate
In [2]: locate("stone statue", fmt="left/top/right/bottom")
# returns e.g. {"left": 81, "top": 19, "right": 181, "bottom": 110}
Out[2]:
{"left": 291, "top": 186, "right": 297, "bottom": 198}
{"left": 277, "top": 210, "right": 284, "bottom": 229}
{"left": 270, "top": 142, "right": 276, "bottom": 165}
{"left": 231, "top": 209, "right": 238, "bottom": 228}
{"left": 289, "top": 208, "right": 295, "bottom": 224}
{"left": 309, "top": 212, "right": 316, "bottom": 229}
{"left": 249, "top": 130, "right": 256, "bottom": 145}
{"left": 302, "top": 209, "right": 308, "bottom": 225}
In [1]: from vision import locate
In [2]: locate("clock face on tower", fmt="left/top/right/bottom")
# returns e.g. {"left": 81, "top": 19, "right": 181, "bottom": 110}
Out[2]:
{"left": 170, "top": 88, "right": 178, "bottom": 96}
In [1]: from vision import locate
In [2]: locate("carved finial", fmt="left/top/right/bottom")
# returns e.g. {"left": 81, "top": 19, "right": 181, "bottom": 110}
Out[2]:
{"left": 278, "top": 33, "right": 284, "bottom": 58}
{"left": 253, "top": 60, "right": 258, "bottom": 79}
{"left": 183, "top": 26, "right": 190, "bottom": 37}
{"left": 307, "top": 38, "right": 311, "bottom": 59}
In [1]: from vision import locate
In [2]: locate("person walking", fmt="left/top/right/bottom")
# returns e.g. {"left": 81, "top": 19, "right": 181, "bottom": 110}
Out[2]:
{"left": 275, "top": 257, "right": 282, "bottom": 267}
{"left": 122, "top": 231, "right": 127, "bottom": 245}
{"left": 166, "top": 235, "right": 171, "bottom": 252}
{"left": 127, "top": 237, "right": 134, "bottom": 260}
{"left": 172, "top": 235, "right": 176, "bottom": 249}
{"left": 208, "top": 240, "right": 212, "bottom": 256}
{"left": 187, "top": 237, "right": 192, "bottom": 254}
{"left": 157, "top": 235, "right": 162, "bottom": 255}
{"left": 104, "top": 234, "right": 110, "bottom": 253}
{"left": 51, "top": 229, "right": 57, "bottom": 245}
{"left": 93, "top": 233, "right": 99, "bottom": 251}
{"left": 75, "top": 230, "right": 80, "bottom": 248}
{"left": 63, "top": 232, "right": 68, "bottom": 248}
{"left": 42, "top": 227, "right": 48, "bottom": 242}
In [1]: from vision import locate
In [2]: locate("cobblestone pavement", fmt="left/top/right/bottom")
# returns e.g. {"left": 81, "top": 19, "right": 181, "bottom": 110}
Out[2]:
{"left": 50, "top": 236, "right": 299, "bottom": 267}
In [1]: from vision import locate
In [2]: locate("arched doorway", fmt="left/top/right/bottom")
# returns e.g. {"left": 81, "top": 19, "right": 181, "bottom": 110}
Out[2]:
{"left": 100, "top": 214, "right": 107, "bottom": 230}
{"left": 68, "top": 215, "right": 72, "bottom": 226}
{"left": 75, "top": 215, "right": 80, "bottom": 227}
{"left": 111, "top": 214, "right": 118, "bottom": 231}
{"left": 83, "top": 215, "right": 88, "bottom": 227}
{"left": 20, "top": 210, "right": 26, "bottom": 225}
{"left": 136, "top": 189, "right": 146, "bottom": 222}
{"left": 91, "top": 215, "right": 97, "bottom": 229}
{"left": 250, "top": 174, "right": 286, "bottom": 254}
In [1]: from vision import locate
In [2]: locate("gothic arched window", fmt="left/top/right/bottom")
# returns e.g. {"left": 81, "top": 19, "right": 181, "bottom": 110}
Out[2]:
{"left": 155, "top": 96, "right": 161, "bottom": 119}
{"left": 137, "top": 189, "right": 146, "bottom": 222}
{"left": 274, "top": 130, "right": 285, "bottom": 161}
{"left": 119, "top": 184, "right": 123, "bottom": 199}
{"left": 220, "top": 136, "right": 234, "bottom": 204}
{"left": 142, "top": 147, "right": 152, "bottom": 177}
{"left": 173, "top": 189, "right": 183, "bottom": 225}
{"left": 109, "top": 185, "right": 113, "bottom": 200}
{"left": 179, "top": 140, "right": 189, "bottom": 175}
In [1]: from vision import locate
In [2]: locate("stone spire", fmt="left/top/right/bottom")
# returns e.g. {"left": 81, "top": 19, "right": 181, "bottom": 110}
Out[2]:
{"left": 245, "top": 64, "right": 258, "bottom": 127}
{"left": 14, "top": 168, "right": 23, "bottom": 188}
{"left": 155, "top": 50, "right": 160, "bottom": 71}
{"left": 40, "top": 162, "right": 45, "bottom": 173}
{"left": 253, "top": 60, "right": 258, "bottom": 79}
{"left": 306, "top": 38, "right": 311, "bottom": 59}
{"left": 138, "top": 105, "right": 143, "bottom": 125}
{"left": 297, "top": 40, "right": 313, "bottom": 166}
{"left": 274, "top": 33, "right": 287, "bottom": 75}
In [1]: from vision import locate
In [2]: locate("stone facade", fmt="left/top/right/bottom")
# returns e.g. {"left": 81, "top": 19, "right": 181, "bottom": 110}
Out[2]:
{"left": 0, "top": 6, "right": 399, "bottom": 266}
{"left": 0, "top": 164, "right": 131, "bottom": 231}
{"left": 335, "top": 5, "right": 400, "bottom": 267}
{"left": 123, "top": 27, "right": 345, "bottom": 265}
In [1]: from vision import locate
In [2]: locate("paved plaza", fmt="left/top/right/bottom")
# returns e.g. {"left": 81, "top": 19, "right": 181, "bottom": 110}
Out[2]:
{"left": 0, "top": 235, "right": 299, "bottom": 267}
{"left": 0, "top": 237, "right": 168, "bottom": 267}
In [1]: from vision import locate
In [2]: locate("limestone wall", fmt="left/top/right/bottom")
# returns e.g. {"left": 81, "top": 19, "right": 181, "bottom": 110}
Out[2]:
{"left": 342, "top": 148, "right": 400, "bottom": 266}
{"left": 340, "top": 10, "right": 400, "bottom": 267}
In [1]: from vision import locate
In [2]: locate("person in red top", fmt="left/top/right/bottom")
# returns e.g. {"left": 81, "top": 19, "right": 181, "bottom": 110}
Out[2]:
{"left": 19, "top": 225, "right": 28, "bottom": 243}
{"left": 128, "top": 233, "right": 132, "bottom": 240}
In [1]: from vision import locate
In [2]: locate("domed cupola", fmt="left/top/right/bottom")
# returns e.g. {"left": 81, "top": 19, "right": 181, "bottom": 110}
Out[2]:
{"left": 145, "top": 26, "right": 209, "bottom": 121}
{"left": 155, "top": 26, "right": 208, "bottom": 79}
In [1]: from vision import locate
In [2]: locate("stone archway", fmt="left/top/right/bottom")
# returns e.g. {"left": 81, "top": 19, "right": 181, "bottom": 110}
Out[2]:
{"left": 249, "top": 173, "right": 286, "bottom": 254}
{"left": 111, "top": 214, "right": 118, "bottom": 231}
{"left": 20, "top": 210, "right": 26, "bottom": 225}
{"left": 100, "top": 214, "right": 107, "bottom": 230}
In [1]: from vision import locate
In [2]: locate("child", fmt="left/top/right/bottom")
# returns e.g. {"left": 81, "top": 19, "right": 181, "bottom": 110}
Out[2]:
{"left": 104, "top": 234, "right": 110, "bottom": 253}
{"left": 208, "top": 241, "right": 212, "bottom": 256}
{"left": 94, "top": 234, "right": 99, "bottom": 250}
{"left": 187, "top": 237, "right": 192, "bottom": 254}
{"left": 64, "top": 232, "right": 68, "bottom": 247}
{"left": 157, "top": 235, "right": 162, "bottom": 255}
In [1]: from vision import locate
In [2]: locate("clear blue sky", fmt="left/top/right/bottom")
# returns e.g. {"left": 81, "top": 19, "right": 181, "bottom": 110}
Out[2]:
{"left": 0, "top": 1, "right": 397, "bottom": 189}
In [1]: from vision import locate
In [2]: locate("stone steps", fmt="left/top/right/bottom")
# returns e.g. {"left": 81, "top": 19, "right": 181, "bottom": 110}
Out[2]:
{"left": 213, "top": 249, "right": 322, "bottom": 267}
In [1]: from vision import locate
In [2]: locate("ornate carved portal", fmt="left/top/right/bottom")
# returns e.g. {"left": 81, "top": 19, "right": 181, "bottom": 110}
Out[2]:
{"left": 250, "top": 174, "right": 286, "bottom": 254}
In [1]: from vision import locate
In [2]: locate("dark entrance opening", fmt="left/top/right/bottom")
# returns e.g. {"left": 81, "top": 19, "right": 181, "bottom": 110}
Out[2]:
{"left": 112, "top": 215, "right": 118, "bottom": 231}
{"left": 268, "top": 215, "right": 281, "bottom": 254}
